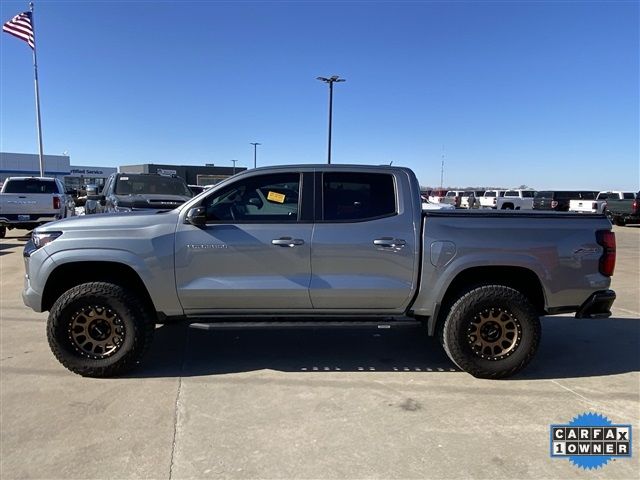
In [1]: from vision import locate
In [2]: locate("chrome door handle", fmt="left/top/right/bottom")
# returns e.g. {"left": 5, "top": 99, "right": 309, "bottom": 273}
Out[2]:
{"left": 272, "top": 237, "right": 305, "bottom": 247}
{"left": 373, "top": 237, "right": 406, "bottom": 248}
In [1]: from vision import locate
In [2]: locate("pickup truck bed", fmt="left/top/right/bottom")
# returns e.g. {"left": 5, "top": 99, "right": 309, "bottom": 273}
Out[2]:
{"left": 22, "top": 165, "right": 616, "bottom": 379}
{"left": 605, "top": 193, "right": 639, "bottom": 226}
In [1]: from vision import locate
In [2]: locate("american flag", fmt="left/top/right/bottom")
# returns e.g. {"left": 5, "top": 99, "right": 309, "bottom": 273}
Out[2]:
{"left": 3, "top": 11, "right": 35, "bottom": 49}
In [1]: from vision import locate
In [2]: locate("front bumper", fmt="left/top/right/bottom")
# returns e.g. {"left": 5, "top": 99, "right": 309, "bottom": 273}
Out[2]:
{"left": 575, "top": 290, "right": 616, "bottom": 319}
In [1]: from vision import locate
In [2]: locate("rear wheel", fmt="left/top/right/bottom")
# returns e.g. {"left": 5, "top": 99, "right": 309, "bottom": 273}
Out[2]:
{"left": 47, "top": 282, "right": 154, "bottom": 377}
{"left": 441, "top": 285, "right": 541, "bottom": 379}
{"left": 0, "top": 226, "right": 5, "bottom": 238}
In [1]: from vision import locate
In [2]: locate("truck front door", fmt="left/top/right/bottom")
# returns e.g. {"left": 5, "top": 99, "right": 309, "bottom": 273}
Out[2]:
{"left": 175, "top": 172, "right": 313, "bottom": 313}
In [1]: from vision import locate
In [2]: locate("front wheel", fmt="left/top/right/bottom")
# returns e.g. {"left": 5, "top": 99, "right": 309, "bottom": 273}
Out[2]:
{"left": 441, "top": 285, "right": 541, "bottom": 379}
{"left": 47, "top": 282, "right": 154, "bottom": 377}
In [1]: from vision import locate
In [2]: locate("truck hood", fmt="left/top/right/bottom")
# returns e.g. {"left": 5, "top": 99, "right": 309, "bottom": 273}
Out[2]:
{"left": 35, "top": 209, "right": 181, "bottom": 233}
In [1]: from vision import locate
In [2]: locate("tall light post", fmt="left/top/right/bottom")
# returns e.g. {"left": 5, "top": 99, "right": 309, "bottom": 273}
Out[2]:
{"left": 231, "top": 159, "right": 238, "bottom": 175}
{"left": 317, "top": 75, "right": 345, "bottom": 164}
{"left": 250, "top": 142, "right": 261, "bottom": 168}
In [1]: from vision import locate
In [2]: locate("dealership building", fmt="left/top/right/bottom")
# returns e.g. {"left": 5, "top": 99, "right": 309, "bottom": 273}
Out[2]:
{"left": 119, "top": 163, "right": 247, "bottom": 186}
{"left": 0, "top": 152, "right": 116, "bottom": 190}
{"left": 1, "top": 153, "right": 245, "bottom": 191}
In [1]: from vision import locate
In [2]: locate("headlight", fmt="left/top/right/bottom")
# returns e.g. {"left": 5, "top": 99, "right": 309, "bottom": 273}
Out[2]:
{"left": 32, "top": 231, "right": 62, "bottom": 249}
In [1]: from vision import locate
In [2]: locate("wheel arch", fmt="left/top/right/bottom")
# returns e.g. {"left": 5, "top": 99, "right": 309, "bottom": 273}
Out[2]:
{"left": 427, "top": 265, "right": 546, "bottom": 336}
{"left": 42, "top": 261, "right": 156, "bottom": 316}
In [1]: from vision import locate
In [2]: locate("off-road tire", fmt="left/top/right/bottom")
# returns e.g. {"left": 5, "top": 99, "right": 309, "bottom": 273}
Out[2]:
{"left": 47, "top": 282, "right": 154, "bottom": 377}
{"left": 441, "top": 285, "right": 541, "bottom": 379}
{"left": 0, "top": 226, "right": 6, "bottom": 238}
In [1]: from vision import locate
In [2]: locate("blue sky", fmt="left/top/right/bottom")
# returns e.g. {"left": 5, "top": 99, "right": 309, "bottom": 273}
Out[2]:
{"left": 1, "top": 0, "right": 638, "bottom": 190}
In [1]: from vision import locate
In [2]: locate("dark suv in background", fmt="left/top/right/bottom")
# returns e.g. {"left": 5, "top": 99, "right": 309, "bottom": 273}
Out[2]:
{"left": 88, "top": 173, "right": 193, "bottom": 213}
{"left": 533, "top": 190, "right": 597, "bottom": 212}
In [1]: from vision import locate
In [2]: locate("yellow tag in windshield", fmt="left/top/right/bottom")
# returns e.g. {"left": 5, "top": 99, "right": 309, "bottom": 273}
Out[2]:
{"left": 267, "top": 191, "right": 286, "bottom": 203}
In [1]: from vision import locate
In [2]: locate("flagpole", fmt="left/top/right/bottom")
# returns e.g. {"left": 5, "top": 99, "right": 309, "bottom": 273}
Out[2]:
{"left": 29, "top": 2, "right": 44, "bottom": 177}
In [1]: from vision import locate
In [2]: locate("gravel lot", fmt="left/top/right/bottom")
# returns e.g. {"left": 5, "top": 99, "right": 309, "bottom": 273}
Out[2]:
{"left": 1, "top": 226, "right": 638, "bottom": 479}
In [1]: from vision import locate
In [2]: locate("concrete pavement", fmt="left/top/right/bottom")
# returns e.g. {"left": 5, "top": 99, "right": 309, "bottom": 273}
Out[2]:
{"left": 1, "top": 226, "right": 638, "bottom": 479}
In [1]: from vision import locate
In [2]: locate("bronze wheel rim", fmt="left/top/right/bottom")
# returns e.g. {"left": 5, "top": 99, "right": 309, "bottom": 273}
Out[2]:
{"left": 68, "top": 305, "right": 125, "bottom": 359}
{"left": 466, "top": 307, "right": 522, "bottom": 360}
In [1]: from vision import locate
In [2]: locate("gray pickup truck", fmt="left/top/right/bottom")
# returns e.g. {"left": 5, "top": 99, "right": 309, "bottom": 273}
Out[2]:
{"left": 22, "top": 165, "right": 616, "bottom": 379}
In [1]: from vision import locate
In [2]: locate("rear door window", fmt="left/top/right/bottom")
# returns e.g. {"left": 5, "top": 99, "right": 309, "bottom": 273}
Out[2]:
{"left": 322, "top": 172, "right": 396, "bottom": 221}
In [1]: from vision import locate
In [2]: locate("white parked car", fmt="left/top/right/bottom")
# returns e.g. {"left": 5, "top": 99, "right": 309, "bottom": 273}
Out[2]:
{"left": 422, "top": 200, "right": 456, "bottom": 210}
{"left": 479, "top": 190, "right": 506, "bottom": 209}
{"left": 443, "top": 190, "right": 465, "bottom": 207}
{"left": 427, "top": 189, "right": 448, "bottom": 204}
{"left": 460, "top": 190, "right": 485, "bottom": 209}
{"left": 496, "top": 189, "right": 536, "bottom": 210}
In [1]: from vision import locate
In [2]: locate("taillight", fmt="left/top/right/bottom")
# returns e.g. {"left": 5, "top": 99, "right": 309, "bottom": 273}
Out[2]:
{"left": 493, "top": 198, "right": 497, "bottom": 204}
{"left": 551, "top": 200, "right": 558, "bottom": 209}
{"left": 633, "top": 200, "right": 638, "bottom": 214}
{"left": 596, "top": 230, "right": 616, "bottom": 276}
{"left": 53, "top": 196, "right": 61, "bottom": 210}
{"left": 592, "top": 202, "right": 597, "bottom": 210}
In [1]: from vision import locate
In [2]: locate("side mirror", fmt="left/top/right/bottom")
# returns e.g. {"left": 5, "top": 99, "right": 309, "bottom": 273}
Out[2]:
{"left": 185, "top": 206, "right": 207, "bottom": 226}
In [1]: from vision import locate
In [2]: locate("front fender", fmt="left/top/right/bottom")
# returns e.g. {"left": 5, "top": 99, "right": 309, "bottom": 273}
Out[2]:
{"left": 41, "top": 248, "right": 183, "bottom": 316}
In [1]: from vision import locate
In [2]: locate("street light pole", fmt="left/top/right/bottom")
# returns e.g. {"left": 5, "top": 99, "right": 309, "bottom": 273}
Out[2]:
{"left": 231, "top": 159, "right": 238, "bottom": 175}
{"left": 317, "top": 75, "right": 345, "bottom": 164}
{"left": 250, "top": 142, "right": 261, "bottom": 169}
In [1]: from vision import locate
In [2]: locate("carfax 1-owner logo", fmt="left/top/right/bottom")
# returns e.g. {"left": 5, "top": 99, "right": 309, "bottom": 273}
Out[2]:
{"left": 550, "top": 412, "right": 632, "bottom": 470}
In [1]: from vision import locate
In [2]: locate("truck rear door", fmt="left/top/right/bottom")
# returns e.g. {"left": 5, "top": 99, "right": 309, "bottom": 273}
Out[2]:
{"left": 310, "top": 170, "right": 419, "bottom": 311}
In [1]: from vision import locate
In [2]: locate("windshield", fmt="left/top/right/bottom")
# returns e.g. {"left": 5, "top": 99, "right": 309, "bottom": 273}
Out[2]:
{"left": 114, "top": 175, "right": 192, "bottom": 196}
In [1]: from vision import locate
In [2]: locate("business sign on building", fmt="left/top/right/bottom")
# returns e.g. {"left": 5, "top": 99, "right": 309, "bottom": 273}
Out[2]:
{"left": 68, "top": 166, "right": 116, "bottom": 178}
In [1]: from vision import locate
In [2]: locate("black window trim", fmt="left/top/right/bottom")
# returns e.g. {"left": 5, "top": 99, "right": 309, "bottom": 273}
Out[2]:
{"left": 316, "top": 171, "right": 399, "bottom": 224}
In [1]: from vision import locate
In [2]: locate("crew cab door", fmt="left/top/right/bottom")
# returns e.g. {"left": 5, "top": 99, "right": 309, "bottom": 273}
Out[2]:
{"left": 310, "top": 170, "right": 419, "bottom": 311}
{"left": 174, "top": 172, "right": 313, "bottom": 313}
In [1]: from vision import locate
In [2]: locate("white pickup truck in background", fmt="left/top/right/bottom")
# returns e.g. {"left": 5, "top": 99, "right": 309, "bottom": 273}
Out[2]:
{"left": 0, "top": 177, "right": 74, "bottom": 237}
{"left": 569, "top": 191, "right": 634, "bottom": 215}
{"left": 479, "top": 189, "right": 506, "bottom": 209}
{"left": 496, "top": 189, "right": 536, "bottom": 210}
